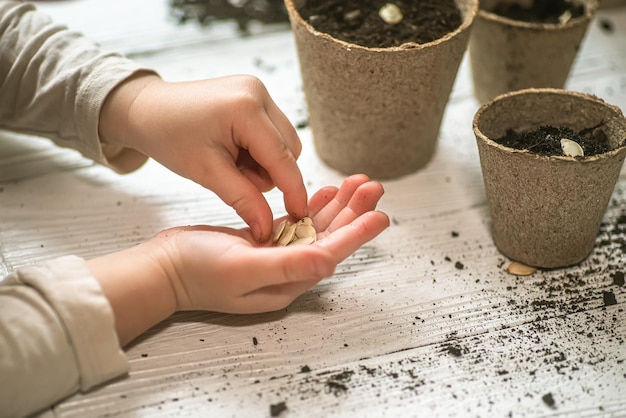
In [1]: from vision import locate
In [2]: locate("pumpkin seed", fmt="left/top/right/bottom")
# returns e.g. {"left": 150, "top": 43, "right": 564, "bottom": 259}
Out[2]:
{"left": 506, "top": 261, "right": 537, "bottom": 276}
{"left": 274, "top": 217, "right": 317, "bottom": 246}
{"left": 558, "top": 10, "right": 572, "bottom": 25}
{"left": 560, "top": 138, "right": 584, "bottom": 157}
{"left": 277, "top": 223, "right": 297, "bottom": 246}
{"left": 379, "top": 3, "right": 403, "bottom": 25}
{"left": 295, "top": 223, "right": 316, "bottom": 240}
{"left": 272, "top": 220, "right": 287, "bottom": 244}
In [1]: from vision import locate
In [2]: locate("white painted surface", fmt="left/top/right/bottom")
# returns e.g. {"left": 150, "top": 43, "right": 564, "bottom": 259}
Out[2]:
{"left": 2, "top": 1, "right": 626, "bottom": 416}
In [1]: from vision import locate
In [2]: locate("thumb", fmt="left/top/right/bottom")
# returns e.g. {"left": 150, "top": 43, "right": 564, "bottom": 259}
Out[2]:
{"left": 242, "top": 245, "right": 336, "bottom": 289}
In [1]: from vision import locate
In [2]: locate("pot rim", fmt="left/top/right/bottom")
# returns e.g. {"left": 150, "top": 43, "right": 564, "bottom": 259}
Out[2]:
{"left": 477, "top": 0, "right": 599, "bottom": 31}
{"left": 284, "top": 0, "right": 479, "bottom": 52}
{"left": 472, "top": 88, "right": 626, "bottom": 163}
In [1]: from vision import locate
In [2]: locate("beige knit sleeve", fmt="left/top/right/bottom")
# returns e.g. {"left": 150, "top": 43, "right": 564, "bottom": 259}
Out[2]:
{"left": 0, "top": 1, "right": 154, "bottom": 173}
{"left": 0, "top": 256, "right": 129, "bottom": 418}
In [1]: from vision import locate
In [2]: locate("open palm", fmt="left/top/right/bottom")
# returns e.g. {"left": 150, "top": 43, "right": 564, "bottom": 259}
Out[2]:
{"left": 155, "top": 174, "right": 389, "bottom": 314}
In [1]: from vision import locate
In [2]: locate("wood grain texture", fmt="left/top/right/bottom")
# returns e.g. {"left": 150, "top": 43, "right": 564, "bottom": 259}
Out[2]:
{"left": 2, "top": 1, "right": 625, "bottom": 416}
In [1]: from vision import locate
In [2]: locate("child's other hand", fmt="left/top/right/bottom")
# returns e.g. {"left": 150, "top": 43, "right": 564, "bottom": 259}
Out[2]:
{"left": 100, "top": 74, "right": 307, "bottom": 242}
{"left": 154, "top": 175, "right": 389, "bottom": 314}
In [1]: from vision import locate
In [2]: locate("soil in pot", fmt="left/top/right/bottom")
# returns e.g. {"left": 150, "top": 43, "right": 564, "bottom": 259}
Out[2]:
{"left": 489, "top": 0, "right": 586, "bottom": 23}
{"left": 495, "top": 124, "right": 612, "bottom": 157}
{"left": 296, "top": 0, "right": 463, "bottom": 48}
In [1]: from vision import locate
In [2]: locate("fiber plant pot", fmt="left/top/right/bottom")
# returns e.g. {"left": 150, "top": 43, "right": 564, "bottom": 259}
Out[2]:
{"left": 600, "top": 0, "right": 626, "bottom": 8}
{"left": 285, "top": 0, "right": 479, "bottom": 179}
{"left": 469, "top": 0, "right": 598, "bottom": 105}
{"left": 473, "top": 88, "right": 626, "bottom": 268}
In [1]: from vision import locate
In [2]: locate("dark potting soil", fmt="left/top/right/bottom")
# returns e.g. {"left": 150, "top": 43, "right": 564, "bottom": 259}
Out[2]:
{"left": 490, "top": 0, "right": 585, "bottom": 24}
{"left": 297, "top": 0, "right": 463, "bottom": 48}
{"left": 495, "top": 125, "right": 611, "bottom": 157}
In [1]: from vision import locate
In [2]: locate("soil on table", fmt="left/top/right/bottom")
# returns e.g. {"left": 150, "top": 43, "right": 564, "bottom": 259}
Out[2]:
{"left": 495, "top": 125, "right": 611, "bottom": 157}
{"left": 168, "top": 0, "right": 288, "bottom": 31}
{"left": 296, "top": 0, "right": 463, "bottom": 48}
{"left": 490, "top": 0, "right": 585, "bottom": 24}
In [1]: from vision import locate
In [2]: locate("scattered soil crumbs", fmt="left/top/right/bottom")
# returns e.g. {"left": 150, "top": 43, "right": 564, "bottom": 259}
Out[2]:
{"left": 198, "top": 182, "right": 626, "bottom": 416}
{"left": 270, "top": 401, "right": 287, "bottom": 417}
{"left": 542, "top": 392, "right": 556, "bottom": 408}
{"left": 599, "top": 18, "right": 615, "bottom": 34}
{"left": 495, "top": 125, "right": 611, "bottom": 157}
{"left": 604, "top": 290, "right": 618, "bottom": 306}
{"left": 168, "top": 0, "right": 288, "bottom": 31}
{"left": 490, "top": 0, "right": 585, "bottom": 23}
{"left": 297, "top": 0, "right": 463, "bottom": 48}
{"left": 443, "top": 343, "right": 466, "bottom": 357}
{"left": 325, "top": 370, "right": 354, "bottom": 396}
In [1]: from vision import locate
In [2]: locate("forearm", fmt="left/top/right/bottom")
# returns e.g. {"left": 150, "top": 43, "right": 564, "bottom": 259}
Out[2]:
{"left": 87, "top": 241, "right": 177, "bottom": 346}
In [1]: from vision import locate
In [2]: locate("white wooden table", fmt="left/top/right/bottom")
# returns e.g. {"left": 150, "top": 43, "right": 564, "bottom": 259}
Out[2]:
{"left": 2, "top": 1, "right": 626, "bottom": 416}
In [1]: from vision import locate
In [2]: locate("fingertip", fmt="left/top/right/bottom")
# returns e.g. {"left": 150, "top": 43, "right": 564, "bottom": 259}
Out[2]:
{"left": 249, "top": 221, "right": 264, "bottom": 243}
{"left": 345, "top": 173, "right": 371, "bottom": 185}
{"left": 364, "top": 210, "right": 392, "bottom": 232}
{"left": 284, "top": 187, "right": 309, "bottom": 220}
{"left": 240, "top": 206, "right": 273, "bottom": 242}
{"left": 377, "top": 210, "right": 391, "bottom": 229}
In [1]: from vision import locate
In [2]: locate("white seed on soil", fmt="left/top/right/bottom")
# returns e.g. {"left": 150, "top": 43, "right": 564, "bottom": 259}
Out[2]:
{"left": 379, "top": 3, "right": 403, "bottom": 25}
{"left": 344, "top": 10, "right": 361, "bottom": 22}
{"left": 558, "top": 10, "right": 572, "bottom": 25}
{"left": 560, "top": 138, "right": 584, "bottom": 157}
{"left": 274, "top": 217, "right": 317, "bottom": 247}
{"left": 506, "top": 261, "right": 537, "bottom": 276}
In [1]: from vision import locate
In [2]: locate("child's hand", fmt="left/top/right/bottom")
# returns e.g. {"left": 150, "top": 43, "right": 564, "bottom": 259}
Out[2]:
{"left": 100, "top": 73, "right": 307, "bottom": 242}
{"left": 154, "top": 174, "right": 389, "bottom": 313}
{"left": 90, "top": 175, "right": 388, "bottom": 345}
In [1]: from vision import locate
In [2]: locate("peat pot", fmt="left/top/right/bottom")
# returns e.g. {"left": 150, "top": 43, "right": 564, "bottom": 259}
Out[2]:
{"left": 285, "top": 0, "right": 479, "bottom": 179}
{"left": 600, "top": 0, "right": 626, "bottom": 8}
{"left": 469, "top": 0, "right": 598, "bottom": 104}
{"left": 473, "top": 88, "right": 626, "bottom": 268}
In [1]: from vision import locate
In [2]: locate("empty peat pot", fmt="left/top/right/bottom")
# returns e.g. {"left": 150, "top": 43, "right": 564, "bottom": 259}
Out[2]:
{"left": 473, "top": 88, "right": 626, "bottom": 268}
{"left": 285, "top": 0, "right": 478, "bottom": 179}
{"left": 469, "top": 0, "right": 598, "bottom": 104}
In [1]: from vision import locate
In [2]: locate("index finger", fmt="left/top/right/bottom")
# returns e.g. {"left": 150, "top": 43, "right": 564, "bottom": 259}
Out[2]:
{"left": 242, "top": 107, "right": 308, "bottom": 219}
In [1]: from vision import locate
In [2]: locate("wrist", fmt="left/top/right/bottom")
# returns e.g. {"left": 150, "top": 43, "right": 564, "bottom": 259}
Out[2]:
{"left": 99, "top": 71, "right": 162, "bottom": 151}
{"left": 87, "top": 240, "right": 177, "bottom": 346}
